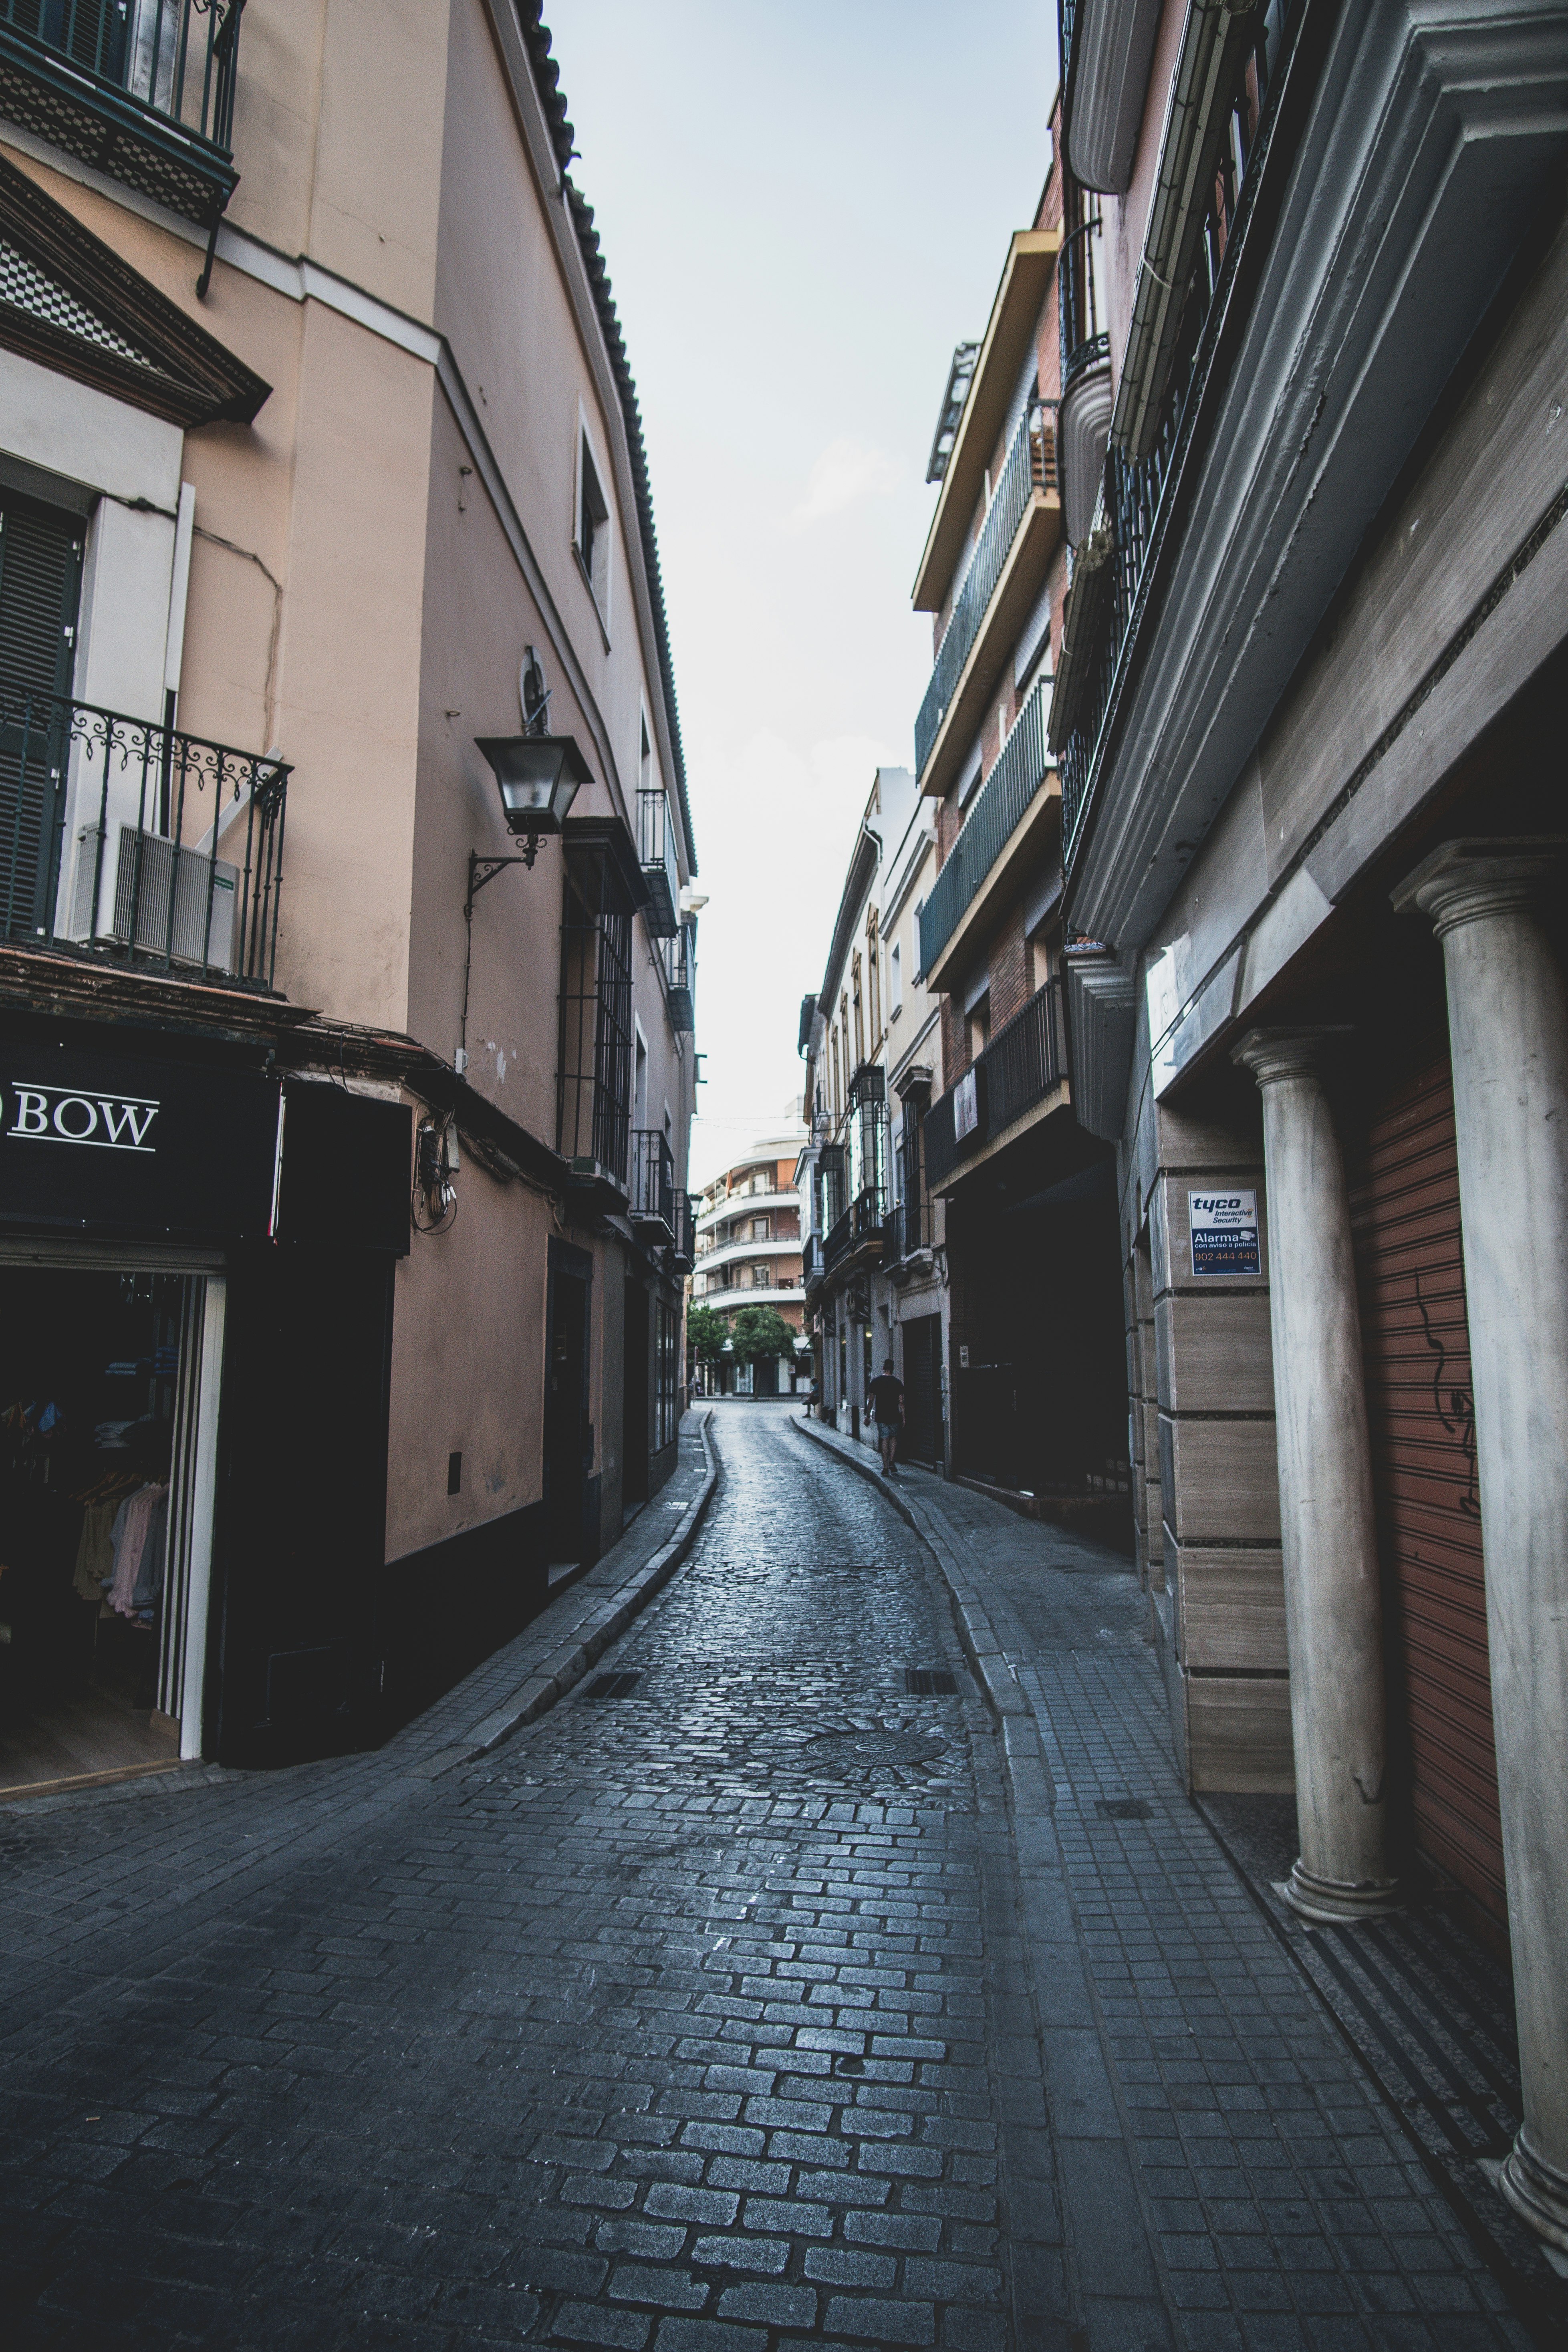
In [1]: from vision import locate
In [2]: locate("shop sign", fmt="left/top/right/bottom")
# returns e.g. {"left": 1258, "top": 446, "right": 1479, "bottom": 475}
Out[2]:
{"left": 0, "top": 1046, "right": 283, "bottom": 1242}
{"left": 1189, "top": 1188, "right": 1260, "bottom": 1277}
{"left": 953, "top": 1069, "right": 979, "bottom": 1141}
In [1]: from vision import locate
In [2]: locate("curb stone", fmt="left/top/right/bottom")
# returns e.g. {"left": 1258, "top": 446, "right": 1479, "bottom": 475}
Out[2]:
{"left": 427, "top": 1406, "right": 721, "bottom": 1774}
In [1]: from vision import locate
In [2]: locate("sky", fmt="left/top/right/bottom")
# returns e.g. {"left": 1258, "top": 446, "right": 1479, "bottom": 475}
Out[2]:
{"left": 546, "top": 2, "right": 1060, "bottom": 1188}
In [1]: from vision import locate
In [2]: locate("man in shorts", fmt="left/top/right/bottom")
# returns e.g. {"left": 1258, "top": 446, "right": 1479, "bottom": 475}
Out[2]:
{"left": 867, "top": 1357, "right": 905, "bottom": 1479}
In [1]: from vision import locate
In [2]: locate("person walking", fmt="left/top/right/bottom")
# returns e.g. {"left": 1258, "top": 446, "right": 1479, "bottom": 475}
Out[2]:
{"left": 867, "top": 1356, "right": 905, "bottom": 1479}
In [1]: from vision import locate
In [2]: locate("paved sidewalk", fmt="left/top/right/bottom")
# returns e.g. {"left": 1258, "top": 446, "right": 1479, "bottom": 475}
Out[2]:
{"left": 795, "top": 1412, "right": 1533, "bottom": 2352}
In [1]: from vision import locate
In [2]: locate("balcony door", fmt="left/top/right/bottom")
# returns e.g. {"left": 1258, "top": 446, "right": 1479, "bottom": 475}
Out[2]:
{"left": 0, "top": 489, "right": 83, "bottom": 941}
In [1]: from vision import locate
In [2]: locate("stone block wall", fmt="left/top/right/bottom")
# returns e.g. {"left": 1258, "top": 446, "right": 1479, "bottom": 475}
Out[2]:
{"left": 1146, "top": 1103, "right": 1292, "bottom": 1793}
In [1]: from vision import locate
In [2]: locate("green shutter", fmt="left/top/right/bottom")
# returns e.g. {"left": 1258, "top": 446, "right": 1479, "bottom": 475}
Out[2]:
{"left": 0, "top": 491, "right": 84, "bottom": 939}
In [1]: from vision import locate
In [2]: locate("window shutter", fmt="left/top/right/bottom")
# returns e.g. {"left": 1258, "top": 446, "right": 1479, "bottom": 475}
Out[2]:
{"left": 0, "top": 492, "right": 84, "bottom": 939}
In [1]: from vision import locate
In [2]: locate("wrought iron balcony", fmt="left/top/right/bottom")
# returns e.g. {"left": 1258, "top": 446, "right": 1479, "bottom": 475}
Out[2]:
{"left": 637, "top": 786, "right": 680, "bottom": 937}
{"left": 671, "top": 1190, "right": 695, "bottom": 1271}
{"left": 0, "top": 0, "right": 245, "bottom": 231}
{"left": 918, "top": 673, "right": 1052, "bottom": 978}
{"left": 1059, "top": 203, "right": 1108, "bottom": 398}
{"left": 629, "top": 1127, "right": 675, "bottom": 1242}
{"left": 915, "top": 398, "right": 1056, "bottom": 782}
{"left": 1059, "top": 4, "right": 1292, "bottom": 869}
{"left": 663, "top": 918, "right": 695, "bottom": 1031}
{"left": 0, "top": 679, "right": 287, "bottom": 988}
{"left": 823, "top": 1184, "right": 885, "bottom": 1275}
{"left": 802, "top": 1231, "right": 824, "bottom": 1292}
{"left": 923, "top": 979, "right": 1064, "bottom": 1189}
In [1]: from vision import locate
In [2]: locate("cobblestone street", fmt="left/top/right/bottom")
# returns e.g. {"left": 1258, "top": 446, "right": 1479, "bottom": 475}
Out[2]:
{"left": 0, "top": 1406, "right": 1533, "bottom": 2351}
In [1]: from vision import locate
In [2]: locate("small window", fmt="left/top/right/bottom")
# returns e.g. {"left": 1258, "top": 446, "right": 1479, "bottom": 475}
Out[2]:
{"left": 890, "top": 939, "right": 903, "bottom": 1017}
{"left": 577, "top": 431, "right": 611, "bottom": 619}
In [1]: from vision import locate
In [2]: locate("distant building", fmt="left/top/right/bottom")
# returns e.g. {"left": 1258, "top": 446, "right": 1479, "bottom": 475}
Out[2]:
{"left": 692, "top": 1125, "right": 807, "bottom": 1395}
{"left": 797, "top": 768, "right": 950, "bottom": 1470}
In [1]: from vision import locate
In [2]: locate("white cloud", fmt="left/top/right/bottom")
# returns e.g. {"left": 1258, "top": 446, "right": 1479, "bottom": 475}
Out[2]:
{"left": 786, "top": 437, "right": 900, "bottom": 532}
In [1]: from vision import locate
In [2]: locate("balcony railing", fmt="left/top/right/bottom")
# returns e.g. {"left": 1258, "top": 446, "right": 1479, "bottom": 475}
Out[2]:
{"left": 915, "top": 398, "right": 1057, "bottom": 780}
{"left": 918, "top": 672, "right": 1052, "bottom": 975}
{"left": 802, "top": 1232, "right": 824, "bottom": 1291}
{"left": 924, "top": 980, "right": 1064, "bottom": 1189}
{"left": 1059, "top": 5, "right": 1291, "bottom": 867}
{"left": 0, "top": 0, "right": 245, "bottom": 229}
{"left": 663, "top": 919, "right": 695, "bottom": 1031}
{"left": 1059, "top": 203, "right": 1108, "bottom": 397}
{"left": 671, "top": 1190, "right": 695, "bottom": 1271}
{"left": 629, "top": 1128, "right": 675, "bottom": 1239}
{"left": 0, "top": 679, "right": 287, "bottom": 988}
{"left": 824, "top": 1184, "right": 885, "bottom": 1274}
{"left": 636, "top": 786, "right": 680, "bottom": 937}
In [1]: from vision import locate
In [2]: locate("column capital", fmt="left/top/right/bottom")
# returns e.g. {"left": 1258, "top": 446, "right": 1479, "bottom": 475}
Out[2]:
{"left": 1392, "top": 838, "right": 1568, "bottom": 938}
{"left": 1231, "top": 1026, "right": 1353, "bottom": 1089}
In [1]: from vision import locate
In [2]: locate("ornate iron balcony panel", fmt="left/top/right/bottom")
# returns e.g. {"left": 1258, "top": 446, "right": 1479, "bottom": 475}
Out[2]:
{"left": 0, "top": 677, "right": 286, "bottom": 988}
{"left": 0, "top": 0, "right": 245, "bottom": 229}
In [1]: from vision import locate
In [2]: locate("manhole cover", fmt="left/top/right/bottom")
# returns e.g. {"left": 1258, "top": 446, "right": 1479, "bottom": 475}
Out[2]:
{"left": 799, "top": 1727, "right": 950, "bottom": 1773}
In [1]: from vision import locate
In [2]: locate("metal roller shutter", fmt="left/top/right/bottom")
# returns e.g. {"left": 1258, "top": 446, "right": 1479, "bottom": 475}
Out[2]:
{"left": 1348, "top": 1057, "right": 1506, "bottom": 1937}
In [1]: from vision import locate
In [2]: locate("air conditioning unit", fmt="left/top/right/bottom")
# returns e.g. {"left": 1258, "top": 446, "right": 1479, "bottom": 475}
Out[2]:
{"left": 71, "top": 824, "right": 239, "bottom": 974}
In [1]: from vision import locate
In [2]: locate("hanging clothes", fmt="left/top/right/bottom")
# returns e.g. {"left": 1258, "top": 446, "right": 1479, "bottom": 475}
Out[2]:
{"left": 73, "top": 1497, "right": 120, "bottom": 1604}
{"left": 131, "top": 1489, "right": 169, "bottom": 1620}
{"left": 107, "top": 1484, "right": 166, "bottom": 1618}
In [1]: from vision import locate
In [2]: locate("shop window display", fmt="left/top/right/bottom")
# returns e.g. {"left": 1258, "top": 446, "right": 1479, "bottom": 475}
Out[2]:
{"left": 0, "top": 1268, "right": 196, "bottom": 1796}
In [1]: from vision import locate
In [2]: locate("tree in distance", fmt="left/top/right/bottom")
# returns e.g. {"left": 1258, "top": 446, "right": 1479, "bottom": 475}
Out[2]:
{"left": 728, "top": 1305, "right": 797, "bottom": 1368}
{"left": 686, "top": 1304, "right": 730, "bottom": 1364}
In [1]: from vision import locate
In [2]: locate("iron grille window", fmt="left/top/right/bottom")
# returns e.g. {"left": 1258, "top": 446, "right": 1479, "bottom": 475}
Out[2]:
{"left": 817, "top": 1142, "right": 846, "bottom": 1238}
{"left": 558, "top": 841, "right": 635, "bottom": 1183}
{"left": 655, "top": 1299, "right": 678, "bottom": 1450}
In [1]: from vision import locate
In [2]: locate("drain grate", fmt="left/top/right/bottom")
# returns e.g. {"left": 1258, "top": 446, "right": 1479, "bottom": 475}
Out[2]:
{"left": 582, "top": 1671, "right": 641, "bottom": 1701}
{"left": 1096, "top": 1796, "right": 1153, "bottom": 1820}
{"left": 904, "top": 1668, "right": 958, "bottom": 1696}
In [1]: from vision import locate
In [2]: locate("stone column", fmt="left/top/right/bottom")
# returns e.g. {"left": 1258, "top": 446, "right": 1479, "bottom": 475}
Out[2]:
{"left": 1393, "top": 840, "right": 1568, "bottom": 2253}
{"left": 1232, "top": 1031, "right": 1400, "bottom": 1922}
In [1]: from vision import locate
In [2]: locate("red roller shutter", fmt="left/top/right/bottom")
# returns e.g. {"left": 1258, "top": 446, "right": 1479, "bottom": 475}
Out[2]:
{"left": 1348, "top": 1057, "right": 1507, "bottom": 1938}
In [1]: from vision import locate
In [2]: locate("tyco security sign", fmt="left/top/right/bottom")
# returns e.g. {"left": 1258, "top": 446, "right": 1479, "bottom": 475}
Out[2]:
{"left": 1189, "top": 1189, "right": 1260, "bottom": 1277}
{"left": 0, "top": 1047, "right": 282, "bottom": 1243}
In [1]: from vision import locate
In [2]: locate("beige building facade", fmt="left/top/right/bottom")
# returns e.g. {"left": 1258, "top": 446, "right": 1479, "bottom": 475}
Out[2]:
{"left": 0, "top": 1, "right": 698, "bottom": 1789}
